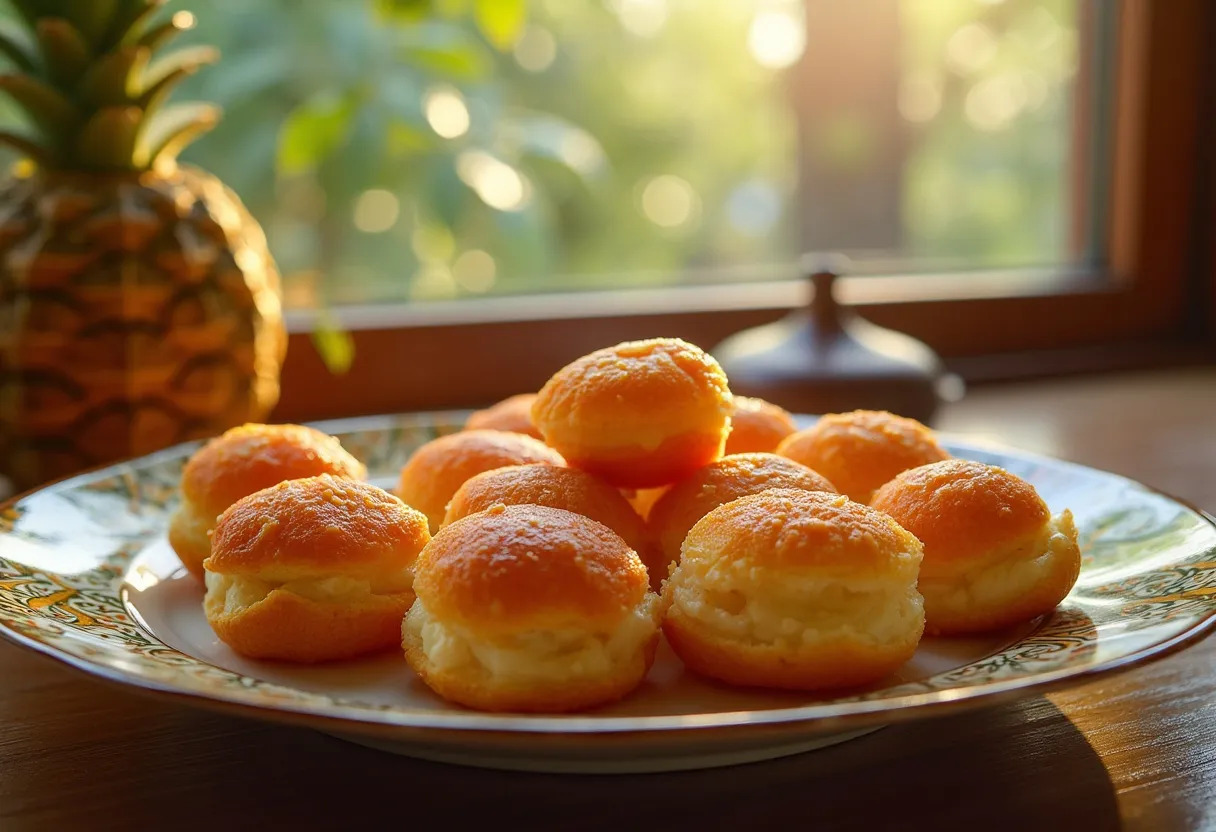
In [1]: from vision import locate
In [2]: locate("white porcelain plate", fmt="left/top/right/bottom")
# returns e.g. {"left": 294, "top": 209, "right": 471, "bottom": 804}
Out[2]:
{"left": 2, "top": 412, "right": 1215, "bottom": 773}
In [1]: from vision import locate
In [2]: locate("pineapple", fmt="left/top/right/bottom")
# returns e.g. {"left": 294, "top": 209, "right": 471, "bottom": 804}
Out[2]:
{"left": 0, "top": 1, "right": 286, "bottom": 490}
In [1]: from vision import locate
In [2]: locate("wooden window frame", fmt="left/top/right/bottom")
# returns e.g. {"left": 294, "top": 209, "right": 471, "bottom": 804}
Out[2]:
{"left": 273, "top": 0, "right": 1214, "bottom": 423}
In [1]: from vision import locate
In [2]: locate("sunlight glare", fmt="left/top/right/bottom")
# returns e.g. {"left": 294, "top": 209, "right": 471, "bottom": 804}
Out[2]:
{"left": 424, "top": 87, "right": 470, "bottom": 139}
{"left": 748, "top": 9, "right": 805, "bottom": 70}
{"left": 457, "top": 151, "right": 530, "bottom": 211}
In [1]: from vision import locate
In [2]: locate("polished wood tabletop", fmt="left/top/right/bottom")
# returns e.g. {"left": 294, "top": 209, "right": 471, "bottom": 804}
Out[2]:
{"left": 3, "top": 368, "right": 1215, "bottom": 831}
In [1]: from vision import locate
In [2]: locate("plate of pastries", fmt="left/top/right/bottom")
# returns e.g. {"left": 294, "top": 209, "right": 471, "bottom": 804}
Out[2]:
{"left": 2, "top": 337, "right": 1216, "bottom": 773}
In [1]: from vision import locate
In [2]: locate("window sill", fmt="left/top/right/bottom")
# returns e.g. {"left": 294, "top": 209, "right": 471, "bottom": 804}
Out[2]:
{"left": 272, "top": 265, "right": 1194, "bottom": 423}
{"left": 282, "top": 266, "right": 1107, "bottom": 333}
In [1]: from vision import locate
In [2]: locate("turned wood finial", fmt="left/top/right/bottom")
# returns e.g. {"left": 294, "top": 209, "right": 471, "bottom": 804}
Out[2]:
{"left": 712, "top": 254, "right": 961, "bottom": 423}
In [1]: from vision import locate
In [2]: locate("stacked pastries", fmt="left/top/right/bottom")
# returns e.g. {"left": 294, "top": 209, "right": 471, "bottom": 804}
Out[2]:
{"left": 205, "top": 476, "right": 429, "bottom": 662}
{"left": 403, "top": 504, "right": 661, "bottom": 712}
{"left": 169, "top": 423, "right": 366, "bottom": 579}
{"left": 175, "top": 337, "right": 1082, "bottom": 712}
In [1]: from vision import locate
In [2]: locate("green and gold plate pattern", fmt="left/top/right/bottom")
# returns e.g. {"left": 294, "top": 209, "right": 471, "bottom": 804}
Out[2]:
{"left": 2, "top": 412, "right": 1215, "bottom": 773}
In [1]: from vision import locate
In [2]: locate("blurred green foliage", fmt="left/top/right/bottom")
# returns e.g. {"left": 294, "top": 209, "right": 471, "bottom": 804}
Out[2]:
{"left": 0, "top": 0, "right": 1086, "bottom": 312}
{"left": 899, "top": 0, "right": 1081, "bottom": 266}
{"left": 163, "top": 0, "right": 798, "bottom": 308}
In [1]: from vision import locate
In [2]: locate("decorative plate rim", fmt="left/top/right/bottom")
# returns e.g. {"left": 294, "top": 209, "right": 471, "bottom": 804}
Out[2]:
{"left": 2, "top": 414, "right": 1215, "bottom": 737}
{"left": 3, "top": 597, "right": 1214, "bottom": 738}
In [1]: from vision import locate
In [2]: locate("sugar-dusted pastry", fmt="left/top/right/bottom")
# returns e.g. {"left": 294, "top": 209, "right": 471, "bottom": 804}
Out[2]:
{"left": 169, "top": 423, "right": 366, "bottom": 580}
{"left": 464, "top": 393, "right": 542, "bottom": 439}
{"left": 531, "top": 338, "right": 732, "bottom": 489}
{"left": 648, "top": 453, "right": 837, "bottom": 570}
{"left": 662, "top": 489, "right": 925, "bottom": 690}
{"left": 204, "top": 475, "right": 430, "bottom": 663}
{"left": 724, "top": 396, "right": 798, "bottom": 455}
{"left": 396, "top": 429, "right": 564, "bottom": 531}
{"left": 871, "top": 459, "right": 1081, "bottom": 636}
{"left": 777, "top": 410, "right": 948, "bottom": 504}
{"left": 403, "top": 504, "right": 661, "bottom": 712}
{"left": 443, "top": 464, "right": 665, "bottom": 590}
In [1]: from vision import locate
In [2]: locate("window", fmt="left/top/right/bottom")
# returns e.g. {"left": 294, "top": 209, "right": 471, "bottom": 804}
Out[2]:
{"left": 0, "top": 0, "right": 1204, "bottom": 418}
{"left": 263, "top": 0, "right": 1210, "bottom": 420}
{"left": 796, "top": 0, "right": 1104, "bottom": 272}
{"left": 169, "top": 0, "right": 1105, "bottom": 311}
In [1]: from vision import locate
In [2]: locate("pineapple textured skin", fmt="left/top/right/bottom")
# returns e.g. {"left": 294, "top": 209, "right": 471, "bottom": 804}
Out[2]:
{"left": 0, "top": 164, "right": 286, "bottom": 489}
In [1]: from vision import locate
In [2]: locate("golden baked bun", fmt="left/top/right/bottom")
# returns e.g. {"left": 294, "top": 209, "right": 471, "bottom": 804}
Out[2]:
{"left": 532, "top": 338, "right": 732, "bottom": 489}
{"left": 724, "top": 396, "right": 797, "bottom": 455}
{"left": 443, "top": 464, "right": 665, "bottom": 590}
{"left": 663, "top": 489, "right": 924, "bottom": 690}
{"left": 648, "top": 453, "right": 838, "bottom": 572}
{"left": 777, "top": 410, "right": 948, "bottom": 504}
{"left": 871, "top": 459, "right": 1081, "bottom": 636}
{"left": 396, "top": 429, "right": 564, "bottom": 531}
{"left": 169, "top": 423, "right": 366, "bottom": 580}
{"left": 404, "top": 504, "right": 661, "bottom": 712}
{"left": 204, "top": 475, "right": 430, "bottom": 663}
{"left": 464, "top": 393, "right": 542, "bottom": 439}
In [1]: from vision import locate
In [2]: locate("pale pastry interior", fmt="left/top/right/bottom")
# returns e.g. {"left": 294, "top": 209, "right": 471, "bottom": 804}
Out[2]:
{"left": 667, "top": 540, "right": 924, "bottom": 648}
{"left": 404, "top": 594, "right": 661, "bottom": 683}
{"left": 205, "top": 569, "right": 414, "bottom": 616}
{"left": 919, "top": 511, "right": 1079, "bottom": 617}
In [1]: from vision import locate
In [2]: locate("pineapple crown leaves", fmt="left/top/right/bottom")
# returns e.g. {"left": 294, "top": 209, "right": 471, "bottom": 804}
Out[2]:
{"left": 0, "top": 0, "right": 220, "bottom": 172}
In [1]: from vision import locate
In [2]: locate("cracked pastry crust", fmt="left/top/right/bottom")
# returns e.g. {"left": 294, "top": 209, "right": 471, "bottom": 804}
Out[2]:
{"left": 170, "top": 423, "right": 366, "bottom": 580}
{"left": 204, "top": 475, "right": 429, "bottom": 662}
{"left": 532, "top": 338, "right": 733, "bottom": 489}
{"left": 662, "top": 489, "right": 925, "bottom": 690}
{"left": 403, "top": 504, "right": 661, "bottom": 712}
{"left": 871, "top": 459, "right": 1081, "bottom": 635}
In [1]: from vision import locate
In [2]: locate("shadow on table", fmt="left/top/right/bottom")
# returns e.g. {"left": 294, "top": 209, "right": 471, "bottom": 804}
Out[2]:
{"left": 0, "top": 637, "right": 1118, "bottom": 831}
{"left": 341, "top": 698, "right": 1121, "bottom": 832}
{"left": 3, "top": 693, "right": 1118, "bottom": 831}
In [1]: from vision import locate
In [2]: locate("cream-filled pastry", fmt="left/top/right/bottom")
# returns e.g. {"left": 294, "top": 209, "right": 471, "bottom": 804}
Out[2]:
{"left": 724, "top": 396, "right": 798, "bottom": 455}
{"left": 871, "top": 459, "right": 1081, "bottom": 635}
{"left": 531, "top": 338, "right": 732, "bottom": 489}
{"left": 777, "top": 410, "right": 949, "bottom": 504}
{"left": 403, "top": 504, "right": 661, "bottom": 712}
{"left": 396, "top": 429, "right": 564, "bottom": 532}
{"left": 204, "top": 475, "right": 429, "bottom": 662}
{"left": 662, "top": 489, "right": 925, "bottom": 690}
{"left": 648, "top": 453, "right": 837, "bottom": 575}
{"left": 464, "top": 393, "right": 542, "bottom": 439}
{"left": 169, "top": 423, "right": 366, "bottom": 579}
{"left": 443, "top": 464, "right": 664, "bottom": 590}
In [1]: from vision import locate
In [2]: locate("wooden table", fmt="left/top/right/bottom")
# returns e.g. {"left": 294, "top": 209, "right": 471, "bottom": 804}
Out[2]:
{"left": 3, "top": 369, "right": 1215, "bottom": 831}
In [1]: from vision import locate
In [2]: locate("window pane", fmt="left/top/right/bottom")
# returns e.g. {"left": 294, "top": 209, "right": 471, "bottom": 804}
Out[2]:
{"left": 795, "top": 0, "right": 1096, "bottom": 271}
{"left": 0, "top": 0, "right": 1093, "bottom": 306}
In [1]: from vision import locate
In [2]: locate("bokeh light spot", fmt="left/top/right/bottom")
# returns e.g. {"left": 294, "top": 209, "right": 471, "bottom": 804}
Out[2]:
{"left": 748, "top": 10, "right": 805, "bottom": 70}
{"left": 352, "top": 189, "right": 400, "bottom": 233}
{"left": 514, "top": 26, "right": 557, "bottom": 72}
{"left": 453, "top": 249, "right": 497, "bottom": 293}
{"left": 640, "top": 174, "right": 699, "bottom": 228}
{"left": 424, "top": 87, "right": 470, "bottom": 139}
{"left": 457, "top": 151, "right": 530, "bottom": 211}
{"left": 946, "top": 22, "right": 997, "bottom": 75}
